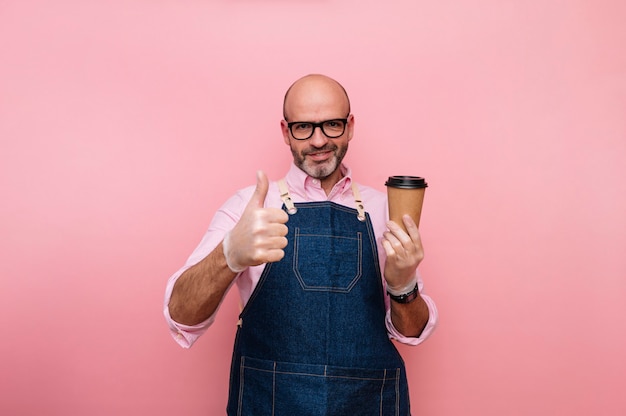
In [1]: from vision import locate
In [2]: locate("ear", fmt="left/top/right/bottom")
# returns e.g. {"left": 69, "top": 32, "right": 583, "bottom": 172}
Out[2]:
{"left": 346, "top": 114, "right": 355, "bottom": 142}
{"left": 280, "top": 119, "right": 291, "bottom": 145}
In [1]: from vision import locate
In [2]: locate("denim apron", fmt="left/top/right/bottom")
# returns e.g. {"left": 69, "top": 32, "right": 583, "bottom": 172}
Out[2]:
{"left": 226, "top": 181, "right": 410, "bottom": 416}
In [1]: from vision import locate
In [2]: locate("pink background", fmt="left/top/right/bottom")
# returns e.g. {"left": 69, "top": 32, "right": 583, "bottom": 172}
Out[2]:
{"left": 1, "top": 0, "right": 625, "bottom": 414}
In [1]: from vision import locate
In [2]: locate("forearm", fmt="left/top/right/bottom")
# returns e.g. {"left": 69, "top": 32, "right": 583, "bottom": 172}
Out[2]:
{"left": 168, "top": 241, "right": 237, "bottom": 326}
{"left": 389, "top": 294, "right": 429, "bottom": 338}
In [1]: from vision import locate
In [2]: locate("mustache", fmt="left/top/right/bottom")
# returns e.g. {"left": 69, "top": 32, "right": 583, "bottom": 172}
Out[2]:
{"left": 303, "top": 143, "right": 337, "bottom": 155}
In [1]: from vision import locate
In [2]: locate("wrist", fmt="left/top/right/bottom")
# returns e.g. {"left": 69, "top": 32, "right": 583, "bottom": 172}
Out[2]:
{"left": 386, "top": 276, "right": 418, "bottom": 296}
{"left": 222, "top": 232, "right": 246, "bottom": 273}
{"left": 387, "top": 282, "right": 419, "bottom": 304}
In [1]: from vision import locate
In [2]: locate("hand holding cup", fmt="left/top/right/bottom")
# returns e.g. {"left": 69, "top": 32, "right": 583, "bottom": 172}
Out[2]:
{"left": 385, "top": 176, "right": 428, "bottom": 233}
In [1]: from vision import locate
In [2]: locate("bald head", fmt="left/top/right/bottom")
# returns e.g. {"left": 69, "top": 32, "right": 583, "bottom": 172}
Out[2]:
{"left": 282, "top": 74, "right": 351, "bottom": 121}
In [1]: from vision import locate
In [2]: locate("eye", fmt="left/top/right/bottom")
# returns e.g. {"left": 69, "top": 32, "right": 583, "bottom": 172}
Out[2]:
{"left": 294, "top": 122, "right": 311, "bottom": 130}
{"left": 324, "top": 120, "right": 344, "bottom": 129}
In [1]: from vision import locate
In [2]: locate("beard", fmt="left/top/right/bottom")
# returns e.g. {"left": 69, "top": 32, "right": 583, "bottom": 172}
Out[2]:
{"left": 290, "top": 141, "right": 348, "bottom": 180}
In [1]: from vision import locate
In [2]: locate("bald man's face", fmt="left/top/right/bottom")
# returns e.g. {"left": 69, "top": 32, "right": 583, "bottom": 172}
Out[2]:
{"left": 281, "top": 77, "right": 353, "bottom": 182}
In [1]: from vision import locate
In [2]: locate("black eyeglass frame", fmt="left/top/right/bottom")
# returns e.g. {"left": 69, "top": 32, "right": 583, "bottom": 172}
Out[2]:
{"left": 286, "top": 118, "right": 349, "bottom": 141}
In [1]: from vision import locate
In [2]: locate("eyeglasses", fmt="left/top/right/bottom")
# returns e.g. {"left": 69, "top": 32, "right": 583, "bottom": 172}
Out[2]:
{"left": 286, "top": 118, "right": 348, "bottom": 140}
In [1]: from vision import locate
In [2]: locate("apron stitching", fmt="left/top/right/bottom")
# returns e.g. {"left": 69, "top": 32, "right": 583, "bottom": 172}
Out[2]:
{"left": 272, "top": 361, "right": 276, "bottom": 416}
{"left": 365, "top": 220, "right": 382, "bottom": 280}
{"left": 238, "top": 263, "right": 273, "bottom": 321}
{"left": 395, "top": 368, "right": 400, "bottom": 416}
{"left": 241, "top": 364, "right": 392, "bottom": 380}
{"left": 292, "top": 227, "right": 300, "bottom": 284}
{"left": 237, "top": 357, "right": 245, "bottom": 416}
{"left": 380, "top": 368, "right": 387, "bottom": 416}
{"left": 357, "top": 232, "right": 363, "bottom": 289}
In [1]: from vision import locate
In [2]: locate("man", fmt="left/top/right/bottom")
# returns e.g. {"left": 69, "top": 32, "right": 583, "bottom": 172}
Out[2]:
{"left": 164, "top": 74, "right": 437, "bottom": 415}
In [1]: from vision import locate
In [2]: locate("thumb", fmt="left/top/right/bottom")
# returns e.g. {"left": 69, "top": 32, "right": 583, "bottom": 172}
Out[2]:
{"left": 247, "top": 170, "right": 269, "bottom": 208}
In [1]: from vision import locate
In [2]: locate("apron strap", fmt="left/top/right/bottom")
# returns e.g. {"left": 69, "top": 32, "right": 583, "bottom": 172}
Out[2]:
{"left": 278, "top": 178, "right": 366, "bottom": 221}
{"left": 278, "top": 179, "right": 298, "bottom": 214}
{"left": 351, "top": 182, "right": 367, "bottom": 222}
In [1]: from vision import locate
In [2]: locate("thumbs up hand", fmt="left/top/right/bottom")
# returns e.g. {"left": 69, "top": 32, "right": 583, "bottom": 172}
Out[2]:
{"left": 223, "top": 171, "right": 289, "bottom": 273}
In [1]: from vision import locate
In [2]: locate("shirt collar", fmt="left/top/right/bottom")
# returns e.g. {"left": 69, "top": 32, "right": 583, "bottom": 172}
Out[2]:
{"left": 285, "top": 162, "right": 353, "bottom": 200}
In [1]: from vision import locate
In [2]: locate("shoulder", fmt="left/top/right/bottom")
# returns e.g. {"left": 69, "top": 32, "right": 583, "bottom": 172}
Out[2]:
{"left": 351, "top": 182, "right": 388, "bottom": 224}
{"left": 221, "top": 180, "right": 285, "bottom": 214}
{"left": 353, "top": 182, "right": 387, "bottom": 205}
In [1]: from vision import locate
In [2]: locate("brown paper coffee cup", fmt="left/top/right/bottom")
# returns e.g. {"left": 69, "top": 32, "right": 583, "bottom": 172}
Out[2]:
{"left": 385, "top": 176, "right": 428, "bottom": 232}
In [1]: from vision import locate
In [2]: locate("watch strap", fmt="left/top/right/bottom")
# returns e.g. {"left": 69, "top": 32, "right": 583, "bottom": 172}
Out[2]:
{"left": 387, "top": 283, "right": 419, "bottom": 304}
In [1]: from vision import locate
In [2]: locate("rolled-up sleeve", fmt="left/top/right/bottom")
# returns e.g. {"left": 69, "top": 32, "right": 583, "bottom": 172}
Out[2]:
{"left": 163, "top": 190, "right": 248, "bottom": 348}
{"left": 384, "top": 271, "right": 438, "bottom": 346}
{"left": 163, "top": 267, "right": 216, "bottom": 348}
{"left": 385, "top": 293, "right": 438, "bottom": 346}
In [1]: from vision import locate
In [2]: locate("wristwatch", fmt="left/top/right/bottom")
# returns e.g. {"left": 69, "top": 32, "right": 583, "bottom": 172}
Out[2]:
{"left": 387, "top": 283, "right": 419, "bottom": 304}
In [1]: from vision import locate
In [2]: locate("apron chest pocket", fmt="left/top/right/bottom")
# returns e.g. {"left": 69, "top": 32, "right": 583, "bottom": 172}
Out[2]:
{"left": 293, "top": 228, "right": 363, "bottom": 292}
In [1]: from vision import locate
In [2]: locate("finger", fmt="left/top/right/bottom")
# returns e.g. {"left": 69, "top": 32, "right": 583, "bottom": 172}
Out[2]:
{"left": 381, "top": 239, "right": 396, "bottom": 257}
{"left": 264, "top": 248, "right": 286, "bottom": 263}
{"left": 247, "top": 170, "right": 270, "bottom": 209}
{"left": 274, "top": 237, "right": 289, "bottom": 249}
{"left": 256, "top": 235, "right": 288, "bottom": 250}
{"left": 386, "top": 220, "right": 411, "bottom": 244}
{"left": 383, "top": 230, "right": 401, "bottom": 248}
{"left": 270, "top": 235, "right": 289, "bottom": 249}
{"left": 265, "top": 223, "right": 289, "bottom": 238}
{"left": 402, "top": 215, "right": 421, "bottom": 241}
{"left": 402, "top": 215, "right": 423, "bottom": 253}
{"left": 264, "top": 207, "right": 290, "bottom": 224}
{"left": 384, "top": 228, "right": 416, "bottom": 262}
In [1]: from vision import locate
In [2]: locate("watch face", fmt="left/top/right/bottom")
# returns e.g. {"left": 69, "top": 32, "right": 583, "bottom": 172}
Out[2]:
{"left": 388, "top": 283, "right": 419, "bottom": 303}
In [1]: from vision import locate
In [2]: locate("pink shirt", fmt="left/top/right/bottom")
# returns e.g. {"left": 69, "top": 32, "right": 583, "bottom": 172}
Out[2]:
{"left": 163, "top": 163, "right": 438, "bottom": 348}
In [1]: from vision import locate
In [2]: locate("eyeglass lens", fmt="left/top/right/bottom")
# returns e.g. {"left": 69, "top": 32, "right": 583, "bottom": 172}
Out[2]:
{"left": 290, "top": 119, "right": 346, "bottom": 140}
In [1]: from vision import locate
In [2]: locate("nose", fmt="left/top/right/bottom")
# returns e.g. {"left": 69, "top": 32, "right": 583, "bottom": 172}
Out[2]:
{"left": 308, "top": 125, "right": 329, "bottom": 147}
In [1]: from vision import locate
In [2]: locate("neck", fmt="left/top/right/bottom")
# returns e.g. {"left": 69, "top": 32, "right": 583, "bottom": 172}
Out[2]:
{"left": 319, "top": 168, "right": 344, "bottom": 196}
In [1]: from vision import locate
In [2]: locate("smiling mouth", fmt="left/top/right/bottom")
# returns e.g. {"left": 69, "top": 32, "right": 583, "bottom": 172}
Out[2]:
{"left": 305, "top": 144, "right": 335, "bottom": 158}
{"left": 307, "top": 150, "right": 332, "bottom": 161}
